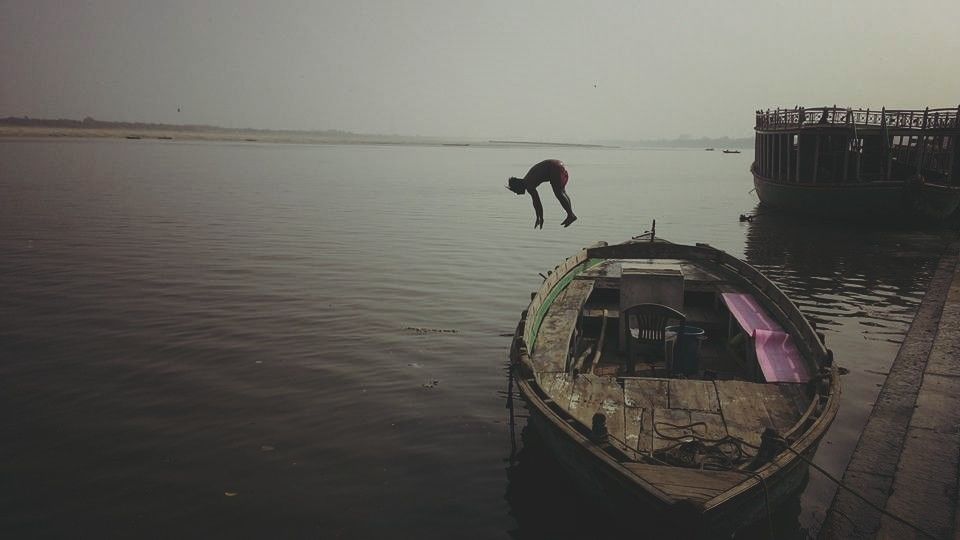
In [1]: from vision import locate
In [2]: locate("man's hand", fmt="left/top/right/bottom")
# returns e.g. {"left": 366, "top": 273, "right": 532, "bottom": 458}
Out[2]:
{"left": 535, "top": 216, "right": 544, "bottom": 229}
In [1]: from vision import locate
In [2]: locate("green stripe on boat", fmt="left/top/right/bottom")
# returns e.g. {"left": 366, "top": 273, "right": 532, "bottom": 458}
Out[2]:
{"left": 528, "top": 258, "right": 604, "bottom": 350}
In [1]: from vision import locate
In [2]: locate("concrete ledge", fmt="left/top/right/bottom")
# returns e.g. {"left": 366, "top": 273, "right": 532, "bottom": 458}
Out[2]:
{"left": 820, "top": 237, "right": 960, "bottom": 539}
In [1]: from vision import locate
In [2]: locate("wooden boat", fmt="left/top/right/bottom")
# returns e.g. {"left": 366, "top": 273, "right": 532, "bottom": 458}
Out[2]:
{"left": 723, "top": 149, "right": 741, "bottom": 154}
{"left": 508, "top": 234, "right": 839, "bottom": 536}
{"left": 753, "top": 106, "right": 960, "bottom": 221}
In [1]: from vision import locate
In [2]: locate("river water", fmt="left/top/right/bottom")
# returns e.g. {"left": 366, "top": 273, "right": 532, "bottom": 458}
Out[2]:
{"left": 0, "top": 139, "right": 951, "bottom": 538}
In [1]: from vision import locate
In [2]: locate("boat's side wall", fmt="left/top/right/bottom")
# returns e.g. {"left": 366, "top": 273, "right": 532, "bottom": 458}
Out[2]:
{"left": 523, "top": 246, "right": 604, "bottom": 352}
{"left": 753, "top": 172, "right": 907, "bottom": 218}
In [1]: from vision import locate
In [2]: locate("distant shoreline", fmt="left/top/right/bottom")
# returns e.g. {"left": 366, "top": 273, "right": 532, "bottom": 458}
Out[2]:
{"left": 0, "top": 118, "right": 749, "bottom": 149}
{"left": 0, "top": 125, "right": 624, "bottom": 149}
{"left": 0, "top": 125, "right": 460, "bottom": 147}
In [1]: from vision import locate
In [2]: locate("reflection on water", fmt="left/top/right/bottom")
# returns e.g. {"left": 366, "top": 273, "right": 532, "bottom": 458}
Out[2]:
{"left": 744, "top": 210, "right": 942, "bottom": 342}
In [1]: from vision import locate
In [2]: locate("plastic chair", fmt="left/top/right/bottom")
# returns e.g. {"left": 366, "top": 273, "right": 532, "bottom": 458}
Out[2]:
{"left": 622, "top": 303, "right": 686, "bottom": 374}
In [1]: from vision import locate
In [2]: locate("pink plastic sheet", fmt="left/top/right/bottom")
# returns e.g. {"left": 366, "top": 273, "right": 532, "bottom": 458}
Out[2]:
{"left": 754, "top": 329, "right": 812, "bottom": 383}
{"left": 720, "top": 292, "right": 782, "bottom": 334}
{"left": 721, "top": 292, "right": 812, "bottom": 383}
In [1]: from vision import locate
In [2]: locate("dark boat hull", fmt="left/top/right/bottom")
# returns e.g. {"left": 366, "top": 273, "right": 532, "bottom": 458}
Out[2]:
{"left": 753, "top": 173, "right": 960, "bottom": 222}
{"left": 519, "top": 376, "right": 821, "bottom": 537}
{"left": 509, "top": 240, "right": 840, "bottom": 537}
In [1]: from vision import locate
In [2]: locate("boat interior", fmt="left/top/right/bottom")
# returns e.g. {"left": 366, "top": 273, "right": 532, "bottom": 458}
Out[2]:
{"left": 526, "top": 256, "right": 825, "bottom": 478}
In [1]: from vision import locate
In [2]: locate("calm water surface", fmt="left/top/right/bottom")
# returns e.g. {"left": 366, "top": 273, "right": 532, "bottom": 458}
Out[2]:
{"left": 0, "top": 139, "right": 950, "bottom": 538}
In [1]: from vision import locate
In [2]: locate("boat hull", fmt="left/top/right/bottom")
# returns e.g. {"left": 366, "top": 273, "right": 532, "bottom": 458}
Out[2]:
{"left": 518, "top": 375, "right": 823, "bottom": 536}
{"left": 753, "top": 172, "right": 960, "bottom": 222}
{"left": 509, "top": 240, "right": 840, "bottom": 536}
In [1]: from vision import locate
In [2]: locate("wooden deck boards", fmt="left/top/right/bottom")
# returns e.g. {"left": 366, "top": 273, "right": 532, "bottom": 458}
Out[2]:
{"left": 714, "top": 381, "right": 808, "bottom": 446}
{"left": 525, "top": 265, "right": 812, "bottom": 506}
{"left": 669, "top": 379, "right": 721, "bottom": 413}
{"left": 622, "top": 463, "right": 749, "bottom": 504}
{"left": 568, "top": 374, "right": 627, "bottom": 445}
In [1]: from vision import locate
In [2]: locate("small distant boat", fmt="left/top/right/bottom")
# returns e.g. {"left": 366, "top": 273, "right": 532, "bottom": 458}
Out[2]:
{"left": 753, "top": 106, "right": 960, "bottom": 222}
{"left": 509, "top": 234, "right": 838, "bottom": 536}
{"left": 705, "top": 148, "right": 715, "bottom": 151}
{"left": 723, "top": 149, "right": 741, "bottom": 154}
{"left": 125, "top": 135, "right": 142, "bottom": 140}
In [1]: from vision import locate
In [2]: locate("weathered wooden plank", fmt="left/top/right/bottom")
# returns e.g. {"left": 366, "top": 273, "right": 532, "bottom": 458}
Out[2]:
{"left": 529, "top": 280, "right": 595, "bottom": 374}
{"left": 564, "top": 374, "right": 626, "bottom": 445}
{"left": 622, "top": 463, "right": 745, "bottom": 503}
{"left": 669, "top": 379, "right": 721, "bottom": 413}
{"left": 623, "top": 379, "right": 668, "bottom": 454}
{"left": 714, "top": 380, "right": 806, "bottom": 446}
{"left": 756, "top": 385, "right": 806, "bottom": 433}
{"left": 690, "top": 410, "right": 728, "bottom": 441}
{"left": 651, "top": 407, "right": 693, "bottom": 451}
{"left": 622, "top": 404, "right": 648, "bottom": 454}
{"left": 528, "top": 307, "right": 578, "bottom": 373}
{"left": 714, "top": 381, "right": 778, "bottom": 447}
{"left": 623, "top": 378, "right": 669, "bottom": 409}
{"left": 535, "top": 372, "right": 576, "bottom": 408}
{"left": 776, "top": 383, "right": 810, "bottom": 417}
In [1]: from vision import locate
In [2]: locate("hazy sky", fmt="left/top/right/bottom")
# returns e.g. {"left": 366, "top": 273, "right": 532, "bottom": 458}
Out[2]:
{"left": 1, "top": 0, "right": 958, "bottom": 141}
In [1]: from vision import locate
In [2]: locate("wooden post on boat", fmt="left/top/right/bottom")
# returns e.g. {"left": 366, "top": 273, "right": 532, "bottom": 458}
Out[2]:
{"left": 828, "top": 106, "right": 838, "bottom": 182}
{"left": 949, "top": 106, "right": 959, "bottom": 185}
{"left": 763, "top": 130, "right": 768, "bottom": 178}
{"left": 759, "top": 132, "right": 764, "bottom": 177}
{"left": 768, "top": 133, "right": 773, "bottom": 179}
{"left": 842, "top": 109, "right": 851, "bottom": 182}
{"left": 780, "top": 133, "right": 786, "bottom": 181}
{"left": 882, "top": 108, "right": 892, "bottom": 180}
{"left": 786, "top": 132, "right": 792, "bottom": 182}
{"left": 916, "top": 107, "right": 929, "bottom": 175}
{"left": 796, "top": 110, "right": 803, "bottom": 182}
{"left": 770, "top": 130, "right": 774, "bottom": 179}
{"left": 857, "top": 109, "right": 866, "bottom": 182}
{"left": 767, "top": 131, "right": 777, "bottom": 178}
{"left": 812, "top": 132, "right": 820, "bottom": 183}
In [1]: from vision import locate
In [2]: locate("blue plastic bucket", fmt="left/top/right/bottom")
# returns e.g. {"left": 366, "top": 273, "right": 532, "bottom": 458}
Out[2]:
{"left": 665, "top": 325, "right": 705, "bottom": 376}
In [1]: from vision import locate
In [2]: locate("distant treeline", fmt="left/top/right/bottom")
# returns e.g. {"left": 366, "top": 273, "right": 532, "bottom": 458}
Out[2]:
{"left": 488, "top": 140, "right": 611, "bottom": 148}
{"left": 601, "top": 136, "right": 753, "bottom": 149}
{"left": 1, "top": 116, "right": 754, "bottom": 148}
{"left": 0, "top": 116, "right": 359, "bottom": 137}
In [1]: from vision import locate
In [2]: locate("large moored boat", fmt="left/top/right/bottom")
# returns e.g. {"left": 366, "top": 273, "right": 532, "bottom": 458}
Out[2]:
{"left": 753, "top": 106, "right": 960, "bottom": 221}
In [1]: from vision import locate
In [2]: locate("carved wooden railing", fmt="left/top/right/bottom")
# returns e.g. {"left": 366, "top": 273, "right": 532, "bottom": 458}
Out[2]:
{"left": 756, "top": 106, "right": 960, "bottom": 130}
